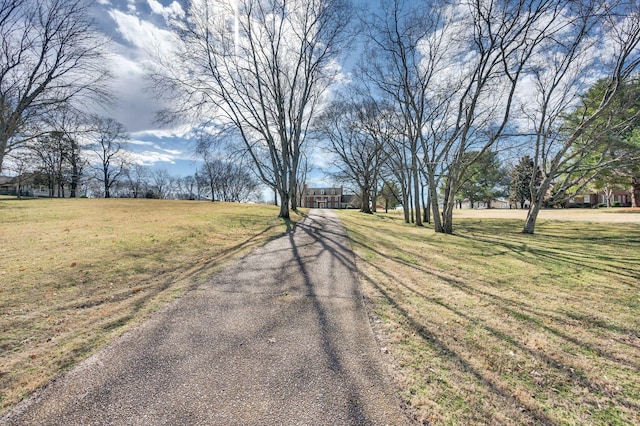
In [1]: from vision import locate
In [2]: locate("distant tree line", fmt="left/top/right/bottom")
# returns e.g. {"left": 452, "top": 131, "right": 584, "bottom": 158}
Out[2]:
{"left": 8, "top": 122, "right": 263, "bottom": 202}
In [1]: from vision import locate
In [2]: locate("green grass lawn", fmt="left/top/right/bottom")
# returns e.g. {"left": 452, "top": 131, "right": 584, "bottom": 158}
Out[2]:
{"left": 0, "top": 198, "right": 301, "bottom": 413}
{"left": 337, "top": 209, "right": 640, "bottom": 425}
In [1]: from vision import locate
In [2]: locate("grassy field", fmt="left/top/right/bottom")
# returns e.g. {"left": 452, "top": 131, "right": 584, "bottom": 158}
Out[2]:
{"left": 336, "top": 208, "right": 640, "bottom": 425}
{"left": 2, "top": 199, "right": 638, "bottom": 424}
{"left": 0, "top": 197, "right": 301, "bottom": 414}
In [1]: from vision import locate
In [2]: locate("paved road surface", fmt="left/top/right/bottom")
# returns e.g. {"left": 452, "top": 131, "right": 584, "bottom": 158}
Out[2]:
{"left": 2, "top": 209, "right": 411, "bottom": 425}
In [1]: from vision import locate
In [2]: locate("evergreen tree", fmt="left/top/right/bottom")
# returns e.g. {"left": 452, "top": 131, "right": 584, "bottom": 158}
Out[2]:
{"left": 456, "top": 151, "right": 508, "bottom": 208}
{"left": 510, "top": 156, "right": 541, "bottom": 209}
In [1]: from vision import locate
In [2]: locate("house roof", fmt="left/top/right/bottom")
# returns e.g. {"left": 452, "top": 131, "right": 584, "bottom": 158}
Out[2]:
{"left": 0, "top": 175, "right": 17, "bottom": 185}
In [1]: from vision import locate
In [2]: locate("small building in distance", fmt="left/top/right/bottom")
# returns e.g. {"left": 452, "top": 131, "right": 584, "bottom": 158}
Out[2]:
{"left": 302, "top": 186, "right": 360, "bottom": 209}
{"left": 0, "top": 174, "right": 52, "bottom": 198}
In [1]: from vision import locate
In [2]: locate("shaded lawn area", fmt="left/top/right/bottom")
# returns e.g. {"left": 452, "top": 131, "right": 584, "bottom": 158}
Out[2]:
{"left": 0, "top": 198, "right": 301, "bottom": 414}
{"left": 337, "top": 210, "right": 640, "bottom": 425}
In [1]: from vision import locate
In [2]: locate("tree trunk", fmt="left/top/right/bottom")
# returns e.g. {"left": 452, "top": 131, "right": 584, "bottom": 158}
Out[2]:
{"left": 429, "top": 183, "right": 443, "bottom": 233}
{"left": 289, "top": 179, "right": 298, "bottom": 212}
{"left": 408, "top": 189, "right": 414, "bottom": 223}
{"left": 603, "top": 186, "right": 613, "bottom": 207}
{"left": 361, "top": 187, "right": 372, "bottom": 214}
{"left": 441, "top": 197, "right": 455, "bottom": 234}
{"left": 70, "top": 174, "right": 78, "bottom": 198}
{"left": 402, "top": 190, "right": 410, "bottom": 223}
{"left": 412, "top": 156, "right": 422, "bottom": 226}
{"left": 279, "top": 190, "right": 290, "bottom": 219}
{"left": 632, "top": 177, "right": 640, "bottom": 207}
{"left": 0, "top": 136, "right": 6, "bottom": 176}
{"left": 523, "top": 200, "right": 542, "bottom": 234}
{"left": 16, "top": 176, "right": 23, "bottom": 199}
{"left": 422, "top": 186, "right": 431, "bottom": 223}
{"left": 103, "top": 167, "right": 110, "bottom": 198}
{"left": 438, "top": 174, "right": 456, "bottom": 234}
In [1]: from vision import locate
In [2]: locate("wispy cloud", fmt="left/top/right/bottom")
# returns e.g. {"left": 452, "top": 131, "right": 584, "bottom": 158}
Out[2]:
{"left": 129, "top": 150, "right": 179, "bottom": 166}
{"left": 147, "top": 0, "right": 184, "bottom": 20}
{"left": 108, "top": 8, "right": 174, "bottom": 51}
{"left": 127, "top": 139, "right": 155, "bottom": 147}
{"left": 131, "top": 126, "right": 193, "bottom": 140}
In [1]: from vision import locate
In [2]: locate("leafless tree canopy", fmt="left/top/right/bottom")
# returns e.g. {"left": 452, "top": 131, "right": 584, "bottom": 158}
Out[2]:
{"left": 0, "top": 0, "right": 112, "bottom": 175}
{"left": 88, "top": 116, "right": 129, "bottom": 199}
{"left": 357, "top": 0, "right": 640, "bottom": 234}
{"left": 151, "top": 0, "right": 353, "bottom": 218}
{"left": 317, "top": 98, "right": 390, "bottom": 214}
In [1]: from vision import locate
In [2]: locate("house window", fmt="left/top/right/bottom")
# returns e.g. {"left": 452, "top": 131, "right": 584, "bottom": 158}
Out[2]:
{"left": 321, "top": 189, "right": 325, "bottom": 195}
{"left": 334, "top": 203, "right": 339, "bottom": 208}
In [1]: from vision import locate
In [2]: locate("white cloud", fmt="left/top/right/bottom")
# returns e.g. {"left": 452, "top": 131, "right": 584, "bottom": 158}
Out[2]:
{"left": 129, "top": 150, "right": 178, "bottom": 166}
{"left": 128, "top": 139, "right": 156, "bottom": 147}
{"left": 131, "top": 126, "right": 193, "bottom": 140}
{"left": 109, "top": 9, "right": 175, "bottom": 51}
{"left": 126, "top": 138, "right": 189, "bottom": 167}
{"left": 147, "top": 0, "right": 185, "bottom": 20}
{"left": 103, "top": 8, "right": 183, "bottom": 133}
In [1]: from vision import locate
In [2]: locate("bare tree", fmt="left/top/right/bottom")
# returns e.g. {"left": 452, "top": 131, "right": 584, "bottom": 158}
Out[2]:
{"left": 88, "top": 116, "right": 129, "bottom": 198}
{"left": 39, "top": 107, "right": 88, "bottom": 197}
{"left": 362, "top": 0, "right": 435, "bottom": 225}
{"left": 4, "top": 150, "right": 33, "bottom": 197}
{"left": 519, "top": 1, "right": 640, "bottom": 233}
{"left": 0, "top": 0, "right": 111, "bottom": 175}
{"left": 151, "top": 0, "right": 353, "bottom": 218}
{"left": 29, "top": 131, "right": 70, "bottom": 197}
{"left": 176, "top": 175, "right": 198, "bottom": 200}
{"left": 150, "top": 168, "right": 172, "bottom": 199}
{"left": 123, "top": 163, "right": 150, "bottom": 198}
{"left": 219, "top": 162, "right": 262, "bottom": 202}
{"left": 364, "top": 0, "right": 568, "bottom": 233}
{"left": 195, "top": 136, "right": 225, "bottom": 202}
{"left": 318, "top": 99, "right": 388, "bottom": 213}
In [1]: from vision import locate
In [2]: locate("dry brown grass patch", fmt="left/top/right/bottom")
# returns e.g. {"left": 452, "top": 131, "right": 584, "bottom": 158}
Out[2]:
{"left": 0, "top": 198, "right": 301, "bottom": 413}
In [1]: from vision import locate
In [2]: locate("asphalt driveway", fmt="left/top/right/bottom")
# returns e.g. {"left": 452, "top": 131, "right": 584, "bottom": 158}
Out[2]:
{"left": 2, "top": 209, "right": 411, "bottom": 425}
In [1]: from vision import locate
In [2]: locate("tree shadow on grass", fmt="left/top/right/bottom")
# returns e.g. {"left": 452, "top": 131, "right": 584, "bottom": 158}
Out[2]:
{"left": 339, "top": 214, "right": 640, "bottom": 423}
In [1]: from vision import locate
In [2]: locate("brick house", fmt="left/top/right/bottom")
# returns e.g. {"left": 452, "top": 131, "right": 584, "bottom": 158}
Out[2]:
{"left": 569, "top": 190, "right": 634, "bottom": 207}
{"left": 302, "top": 186, "right": 360, "bottom": 209}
